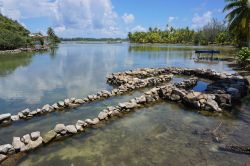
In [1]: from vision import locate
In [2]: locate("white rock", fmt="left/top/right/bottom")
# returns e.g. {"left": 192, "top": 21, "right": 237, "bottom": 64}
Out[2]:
{"left": 0, "top": 113, "right": 11, "bottom": 122}
{"left": 0, "top": 144, "right": 15, "bottom": 155}
{"left": 36, "top": 109, "right": 42, "bottom": 114}
{"left": 22, "top": 134, "right": 31, "bottom": 144}
{"left": 42, "top": 104, "right": 53, "bottom": 112}
{"left": 10, "top": 115, "right": 19, "bottom": 121}
{"left": 58, "top": 101, "right": 65, "bottom": 107}
{"left": 66, "top": 125, "right": 77, "bottom": 134}
{"left": 54, "top": 124, "right": 67, "bottom": 134}
{"left": 70, "top": 98, "right": 76, "bottom": 102}
{"left": 98, "top": 111, "right": 108, "bottom": 120}
{"left": 64, "top": 99, "right": 70, "bottom": 105}
{"left": 12, "top": 137, "right": 25, "bottom": 151}
{"left": 21, "top": 108, "right": 30, "bottom": 116}
{"left": 52, "top": 103, "right": 59, "bottom": 109}
{"left": 75, "top": 99, "right": 84, "bottom": 104}
{"left": 26, "top": 137, "right": 43, "bottom": 150}
{"left": 30, "top": 131, "right": 40, "bottom": 141}
{"left": 75, "top": 124, "right": 84, "bottom": 131}
{"left": 85, "top": 118, "right": 99, "bottom": 125}
{"left": 76, "top": 120, "right": 87, "bottom": 127}
{"left": 118, "top": 102, "right": 127, "bottom": 108}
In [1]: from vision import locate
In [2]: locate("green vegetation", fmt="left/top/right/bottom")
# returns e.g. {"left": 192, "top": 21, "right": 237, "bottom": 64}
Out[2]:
{"left": 223, "top": 0, "right": 250, "bottom": 67}
{"left": 223, "top": 0, "right": 250, "bottom": 48}
{"left": 237, "top": 47, "right": 250, "bottom": 66}
{"left": 129, "top": 0, "right": 250, "bottom": 48}
{"left": 0, "top": 14, "right": 31, "bottom": 50}
{"left": 128, "top": 19, "right": 233, "bottom": 45}
{"left": 47, "top": 27, "right": 60, "bottom": 44}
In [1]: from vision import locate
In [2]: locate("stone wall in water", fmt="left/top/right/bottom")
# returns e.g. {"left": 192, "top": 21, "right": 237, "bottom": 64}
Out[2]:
{"left": 0, "top": 67, "right": 249, "bottom": 163}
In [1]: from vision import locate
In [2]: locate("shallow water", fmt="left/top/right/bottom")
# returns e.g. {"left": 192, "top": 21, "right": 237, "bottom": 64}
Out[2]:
{"left": 0, "top": 43, "right": 249, "bottom": 165}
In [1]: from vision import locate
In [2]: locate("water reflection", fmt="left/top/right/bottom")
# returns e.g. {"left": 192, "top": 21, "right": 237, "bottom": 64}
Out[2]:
{"left": 0, "top": 43, "right": 248, "bottom": 166}
{"left": 0, "top": 52, "right": 34, "bottom": 76}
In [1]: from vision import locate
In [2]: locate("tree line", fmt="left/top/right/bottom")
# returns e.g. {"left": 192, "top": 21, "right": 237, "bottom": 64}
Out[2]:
{"left": 129, "top": 0, "right": 250, "bottom": 48}
{"left": 128, "top": 19, "right": 242, "bottom": 46}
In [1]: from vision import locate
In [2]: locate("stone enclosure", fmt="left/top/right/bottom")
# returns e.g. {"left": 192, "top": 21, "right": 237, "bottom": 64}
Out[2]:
{"left": 0, "top": 67, "right": 249, "bottom": 163}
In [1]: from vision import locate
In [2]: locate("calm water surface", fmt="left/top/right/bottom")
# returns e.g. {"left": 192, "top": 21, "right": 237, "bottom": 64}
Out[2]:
{"left": 0, "top": 43, "right": 249, "bottom": 165}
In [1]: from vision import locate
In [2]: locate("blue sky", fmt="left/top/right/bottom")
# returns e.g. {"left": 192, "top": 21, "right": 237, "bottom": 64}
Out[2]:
{"left": 0, "top": 0, "right": 227, "bottom": 38}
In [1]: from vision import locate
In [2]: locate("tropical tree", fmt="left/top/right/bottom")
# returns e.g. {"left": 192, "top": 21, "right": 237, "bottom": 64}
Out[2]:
{"left": 223, "top": 0, "right": 250, "bottom": 47}
{"left": 47, "top": 27, "right": 60, "bottom": 44}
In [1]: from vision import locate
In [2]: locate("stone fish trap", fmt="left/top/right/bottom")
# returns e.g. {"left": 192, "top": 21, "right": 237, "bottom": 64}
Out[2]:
{"left": 0, "top": 67, "right": 249, "bottom": 163}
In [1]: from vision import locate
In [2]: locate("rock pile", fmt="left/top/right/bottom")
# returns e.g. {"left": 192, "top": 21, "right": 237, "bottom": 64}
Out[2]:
{"left": 0, "top": 74, "right": 173, "bottom": 126}
{"left": 0, "top": 70, "right": 248, "bottom": 163}
{"left": 0, "top": 67, "right": 248, "bottom": 126}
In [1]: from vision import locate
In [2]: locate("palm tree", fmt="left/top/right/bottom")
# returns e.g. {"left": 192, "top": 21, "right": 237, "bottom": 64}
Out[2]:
{"left": 223, "top": 0, "right": 250, "bottom": 47}
{"left": 47, "top": 27, "right": 60, "bottom": 44}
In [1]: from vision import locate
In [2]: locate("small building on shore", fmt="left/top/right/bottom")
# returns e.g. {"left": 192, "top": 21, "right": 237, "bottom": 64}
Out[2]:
{"left": 29, "top": 33, "right": 48, "bottom": 49}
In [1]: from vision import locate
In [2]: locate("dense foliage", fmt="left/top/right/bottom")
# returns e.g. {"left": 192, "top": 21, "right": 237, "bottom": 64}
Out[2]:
{"left": 237, "top": 47, "right": 250, "bottom": 66}
{"left": 224, "top": 0, "right": 250, "bottom": 47}
{"left": 128, "top": 19, "right": 234, "bottom": 45}
{"left": 0, "top": 14, "right": 31, "bottom": 50}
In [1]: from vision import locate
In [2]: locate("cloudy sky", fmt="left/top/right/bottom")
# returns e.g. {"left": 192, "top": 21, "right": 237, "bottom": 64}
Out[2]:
{"left": 0, "top": 0, "right": 226, "bottom": 38}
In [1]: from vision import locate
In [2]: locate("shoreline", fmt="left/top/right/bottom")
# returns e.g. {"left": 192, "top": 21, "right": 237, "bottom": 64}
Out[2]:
{"left": 0, "top": 46, "right": 50, "bottom": 54}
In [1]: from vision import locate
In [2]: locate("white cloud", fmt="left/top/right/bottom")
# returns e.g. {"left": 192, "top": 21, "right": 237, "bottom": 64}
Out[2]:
{"left": 168, "top": 16, "right": 178, "bottom": 24}
{"left": 131, "top": 25, "right": 146, "bottom": 32}
{"left": 0, "top": 0, "right": 123, "bottom": 37}
{"left": 122, "top": 13, "right": 135, "bottom": 24}
{"left": 191, "top": 11, "right": 212, "bottom": 29}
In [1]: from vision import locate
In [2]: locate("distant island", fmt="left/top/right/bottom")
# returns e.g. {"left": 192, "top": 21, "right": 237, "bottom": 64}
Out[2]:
{"left": 61, "top": 37, "right": 128, "bottom": 43}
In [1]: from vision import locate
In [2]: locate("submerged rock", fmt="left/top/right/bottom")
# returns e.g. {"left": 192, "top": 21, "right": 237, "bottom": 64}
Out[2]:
{"left": 43, "top": 130, "right": 57, "bottom": 144}
{"left": 0, "top": 154, "right": 7, "bottom": 162}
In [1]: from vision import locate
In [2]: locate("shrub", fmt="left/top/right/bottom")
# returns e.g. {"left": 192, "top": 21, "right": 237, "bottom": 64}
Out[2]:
{"left": 0, "top": 14, "right": 31, "bottom": 50}
{"left": 237, "top": 47, "right": 250, "bottom": 66}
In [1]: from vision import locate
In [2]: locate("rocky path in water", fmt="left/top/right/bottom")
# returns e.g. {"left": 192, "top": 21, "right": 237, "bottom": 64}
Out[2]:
{"left": 0, "top": 67, "right": 249, "bottom": 164}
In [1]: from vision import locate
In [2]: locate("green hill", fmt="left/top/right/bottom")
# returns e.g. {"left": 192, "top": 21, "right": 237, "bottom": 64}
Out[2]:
{"left": 0, "top": 14, "right": 31, "bottom": 50}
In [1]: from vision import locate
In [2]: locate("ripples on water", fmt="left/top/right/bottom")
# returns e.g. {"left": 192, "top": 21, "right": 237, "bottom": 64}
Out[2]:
{"left": 0, "top": 43, "right": 249, "bottom": 165}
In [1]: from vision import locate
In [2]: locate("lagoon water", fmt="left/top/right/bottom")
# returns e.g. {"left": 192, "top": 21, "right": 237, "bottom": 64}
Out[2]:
{"left": 0, "top": 43, "right": 249, "bottom": 165}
